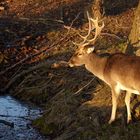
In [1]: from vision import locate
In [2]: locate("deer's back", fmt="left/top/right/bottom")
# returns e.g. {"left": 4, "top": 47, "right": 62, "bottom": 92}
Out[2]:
{"left": 104, "top": 53, "right": 140, "bottom": 91}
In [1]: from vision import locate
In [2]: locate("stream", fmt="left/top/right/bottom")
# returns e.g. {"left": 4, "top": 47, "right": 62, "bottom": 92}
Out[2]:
{"left": 0, "top": 95, "right": 45, "bottom": 140}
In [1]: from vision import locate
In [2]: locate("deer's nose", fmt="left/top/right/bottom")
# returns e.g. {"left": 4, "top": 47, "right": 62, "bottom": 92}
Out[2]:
{"left": 69, "top": 63, "right": 74, "bottom": 67}
{"left": 68, "top": 60, "right": 74, "bottom": 67}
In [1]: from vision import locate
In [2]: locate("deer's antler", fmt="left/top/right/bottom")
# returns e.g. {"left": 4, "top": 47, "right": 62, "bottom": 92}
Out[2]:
{"left": 73, "top": 12, "right": 104, "bottom": 47}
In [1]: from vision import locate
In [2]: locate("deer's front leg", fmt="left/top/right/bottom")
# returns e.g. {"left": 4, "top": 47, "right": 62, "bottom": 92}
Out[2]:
{"left": 109, "top": 87, "right": 120, "bottom": 124}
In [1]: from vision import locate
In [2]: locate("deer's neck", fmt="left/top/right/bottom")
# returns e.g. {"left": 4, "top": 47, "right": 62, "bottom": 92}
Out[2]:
{"left": 85, "top": 53, "right": 108, "bottom": 82}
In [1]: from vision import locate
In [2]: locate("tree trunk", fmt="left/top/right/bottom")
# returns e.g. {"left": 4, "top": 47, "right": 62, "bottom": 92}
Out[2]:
{"left": 84, "top": 0, "right": 102, "bottom": 20}
{"left": 125, "top": 1, "right": 140, "bottom": 55}
{"left": 92, "top": 0, "right": 103, "bottom": 18}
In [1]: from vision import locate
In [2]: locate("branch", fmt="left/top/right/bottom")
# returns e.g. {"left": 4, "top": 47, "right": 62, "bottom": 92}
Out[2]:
{"left": 101, "top": 32, "right": 123, "bottom": 41}
{"left": 73, "top": 77, "right": 95, "bottom": 95}
{"left": 0, "top": 119, "right": 14, "bottom": 128}
{"left": 0, "top": 13, "right": 80, "bottom": 76}
{"left": 1, "top": 62, "right": 51, "bottom": 92}
{"left": 1, "top": 60, "right": 68, "bottom": 92}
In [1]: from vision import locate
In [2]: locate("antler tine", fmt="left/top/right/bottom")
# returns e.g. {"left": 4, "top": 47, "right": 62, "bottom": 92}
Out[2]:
{"left": 87, "top": 17, "right": 104, "bottom": 43}
{"left": 73, "top": 11, "right": 92, "bottom": 47}
{"left": 73, "top": 11, "right": 104, "bottom": 47}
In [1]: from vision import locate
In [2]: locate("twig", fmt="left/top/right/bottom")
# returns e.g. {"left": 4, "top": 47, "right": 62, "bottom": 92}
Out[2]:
{"left": 15, "top": 74, "right": 33, "bottom": 90}
{"left": 74, "top": 77, "right": 95, "bottom": 95}
{"left": 18, "top": 77, "right": 53, "bottom": 91}
{"left": 64, "top": 12, "right": 81, "bottom": 34}
{"left": 18, "top": 17, "right": 64, "bottom": 24}
{"left": 66, "top": 27, "right": 123, "bottom": 41}
{"left": 115, "top": 19, "right": 130, "bottom": 29}
{"left": 101, "top": 32, "right": 123, "bottom": 41}
{"left": 10, "top": 64, "right": 23, "bottom": 79}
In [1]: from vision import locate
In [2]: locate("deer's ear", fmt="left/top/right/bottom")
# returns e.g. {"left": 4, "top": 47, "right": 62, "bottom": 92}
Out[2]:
{"left": 86, "top": 47, "right": 94, "bottom": 54}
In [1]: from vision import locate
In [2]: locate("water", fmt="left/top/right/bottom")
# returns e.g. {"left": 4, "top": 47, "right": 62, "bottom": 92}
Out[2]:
{"left": 0, "top": 95, "right": 45, "bottom": 140}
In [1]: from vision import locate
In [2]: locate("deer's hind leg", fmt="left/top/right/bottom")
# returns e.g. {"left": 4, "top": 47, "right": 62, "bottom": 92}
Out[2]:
{"left": 125, "top": 91, "right": 132, "bottom": 124}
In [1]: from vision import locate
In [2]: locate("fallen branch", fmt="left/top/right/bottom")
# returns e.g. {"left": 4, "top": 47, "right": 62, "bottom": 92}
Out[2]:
{"left": 74, "top": 77, "right": 95, "bottom": 95}
{"left": 1, "top": 60, "right": 69, "bottom": 93}
{"left": 18, "top": 17, "right": 64, "bottom": 25}
{"left": 0, "top": 114, "right": 38, "bottom": 121}
{"left": 0, "top": 119, "right": 14, "bottom": 128}
{"left": 1, "top": 62, "right": 52, "bottom": 92}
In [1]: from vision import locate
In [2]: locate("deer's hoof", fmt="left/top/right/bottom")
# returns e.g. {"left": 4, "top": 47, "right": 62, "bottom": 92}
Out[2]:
{"left": 127, "top": 118, "right": 132, "bottom": 124}
{"left": 108, "top": 119, "right": 115, "bottom": 124}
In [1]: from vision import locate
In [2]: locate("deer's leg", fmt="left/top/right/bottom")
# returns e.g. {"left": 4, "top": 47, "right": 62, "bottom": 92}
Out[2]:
{"left": 125, "top": 91, "right": 132, "bottom": 124}
{"left": 109, "top": 87, "right": 120, "bottom": 124}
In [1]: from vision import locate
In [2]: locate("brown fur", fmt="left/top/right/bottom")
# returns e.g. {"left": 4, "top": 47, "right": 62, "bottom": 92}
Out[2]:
{"left": 104, "top": 53, "right": 140, "bottom": 90}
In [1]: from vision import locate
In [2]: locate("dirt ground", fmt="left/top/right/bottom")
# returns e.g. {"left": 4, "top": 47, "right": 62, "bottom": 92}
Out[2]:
{"left": 1, "top": 0, "right": 140, "bottom": 140}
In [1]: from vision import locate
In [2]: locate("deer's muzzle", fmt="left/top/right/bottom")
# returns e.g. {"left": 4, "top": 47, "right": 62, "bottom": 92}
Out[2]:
{"left": 68, "top": 59, "right": 75, "bottom": 67}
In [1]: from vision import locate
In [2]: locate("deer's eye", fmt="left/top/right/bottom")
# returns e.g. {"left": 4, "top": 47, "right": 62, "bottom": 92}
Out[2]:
{"left": 77, "top": 53, "right": 82, "bottom": 57}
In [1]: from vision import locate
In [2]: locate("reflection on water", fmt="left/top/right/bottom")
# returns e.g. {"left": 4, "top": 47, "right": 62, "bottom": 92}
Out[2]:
{"left": 0, "top": 95, "right": 45, "bottom": 140}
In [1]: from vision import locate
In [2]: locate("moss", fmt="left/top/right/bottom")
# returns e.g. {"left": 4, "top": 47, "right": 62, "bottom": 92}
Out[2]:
{"left": 117, "top": 42, "right": 127, "bottom": 53}
{"left": 33, "top": 117, "right": 58, "bottom": 136}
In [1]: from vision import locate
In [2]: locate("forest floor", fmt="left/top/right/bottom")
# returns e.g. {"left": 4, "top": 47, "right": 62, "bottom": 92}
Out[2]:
{"left": 1, "top": 0, "right": 140, "bottom": 140}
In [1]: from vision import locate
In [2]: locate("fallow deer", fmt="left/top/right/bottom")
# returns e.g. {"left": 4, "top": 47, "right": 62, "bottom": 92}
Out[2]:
{"left": 69, "top": 12, "right": 140, "bottom": 124}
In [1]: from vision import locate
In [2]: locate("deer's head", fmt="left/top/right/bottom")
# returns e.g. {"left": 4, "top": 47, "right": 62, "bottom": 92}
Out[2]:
{"left": 69, "top": 12, "right": 104, "bottom": 67}
{"left": 69, "top": 45, "right": 95, "bottom": 67}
